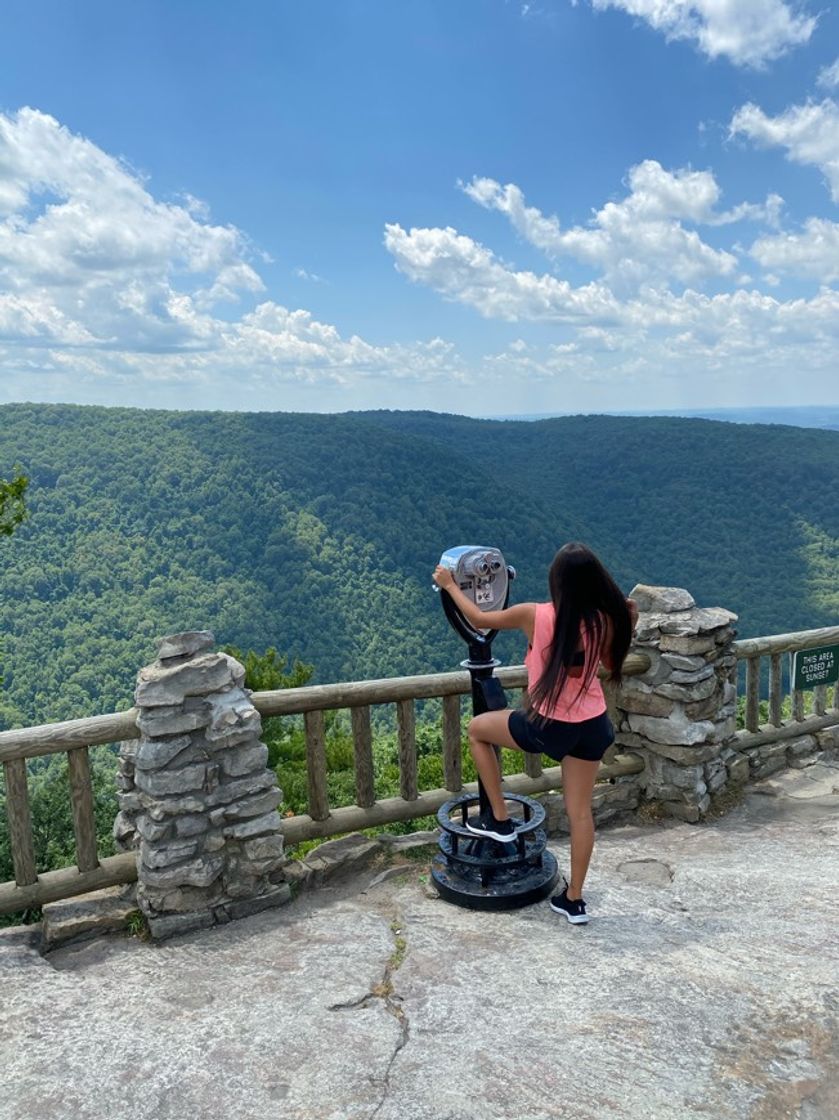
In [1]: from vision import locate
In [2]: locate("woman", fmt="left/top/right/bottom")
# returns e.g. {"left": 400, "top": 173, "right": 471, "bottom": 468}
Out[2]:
{"left": 432, "top": 542, "right": 637, "bottom": 924}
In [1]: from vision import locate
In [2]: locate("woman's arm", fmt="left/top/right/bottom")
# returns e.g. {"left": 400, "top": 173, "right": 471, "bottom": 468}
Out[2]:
{"left": 599, "top": 616, "right": 616, "bottom": 671}
{"left": 599, "top": 598, "right": 638, "bottom": 671}
{"left": 433, "top": 565, "right": 536, "bottom": 639}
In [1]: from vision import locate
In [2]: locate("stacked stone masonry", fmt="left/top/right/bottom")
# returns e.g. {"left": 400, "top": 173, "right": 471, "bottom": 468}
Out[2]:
{"left": 611, "top": 584, "right": 838, "bottom": 821}
{"left": 113, "top": 631, "right": 290, "bottom": 939}
{"left": 614, "top": 584, "right": 740, "bottom": 822}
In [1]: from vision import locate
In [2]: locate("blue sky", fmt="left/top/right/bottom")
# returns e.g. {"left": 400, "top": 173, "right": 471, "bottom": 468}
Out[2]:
{"left": 1, "top": 0, "right": 838, "bottom": 415}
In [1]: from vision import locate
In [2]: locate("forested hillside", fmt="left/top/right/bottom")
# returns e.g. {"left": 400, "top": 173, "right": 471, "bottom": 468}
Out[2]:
{"left": 0, "top": 403, "right": 837, "bottom": 728}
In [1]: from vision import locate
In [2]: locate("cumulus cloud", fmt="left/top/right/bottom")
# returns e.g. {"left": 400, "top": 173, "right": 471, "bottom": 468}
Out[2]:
{"left": 477, "top": 284, "right": 839, "bottom": 391}
{"left": 384, "top": 222, "right": 622, "bottom": 323}
{"left": 0, "top": 292, "right": 97, "bottom": 345}
{"left": 383, "top": 215, "right": 839, "bottom": 357}
{"left": 0, "top": 108, "right": 459, "bottom": 395}
{"left": 460, "top": 163, "right": 784, "bottom": 292}
{"left": 385, "top": 156, "right": 839, "bottom": 393}
{"left": 749, "top": 218, "right": 839, "bottom": 282}
{"left": 0, "top": 107, "right": 265, "bottom": 351}
{"left": 730, "top": 99, "right": 839, "bottom": 202}
{"left": 588, "top": 0, "right": 816, "bottom": 68}
{"left": 817, "top": 59, "right": 839, "bottom": 91}
{"left": 4, "top": 106, "right": 838, "bottom": 409}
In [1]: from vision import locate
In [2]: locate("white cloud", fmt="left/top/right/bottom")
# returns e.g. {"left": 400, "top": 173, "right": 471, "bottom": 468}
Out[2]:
{"left": 385, "top": 157, "right": 839, "bottom": 402}
{"left": 294, "top": 267, "right": 327, "bottom": 284}
{"left": 477, "top": 285, "right": 839, "bottom": 390}
{"left": 817, "top": 59, "right": 839, "bottom": 91}
{"left": 232, "top": 303, "right": 459, "bottom": 379}
{"left": 750, "top": 218, "right": 839, "bottom": 282}
{"left": 1, "top": 307, "right": 466, "bottom": 405}
{"left": 384, "top": 195, "right": 839, "bottom": 398}
{"left": 384, "top": 222, "right": 622, "bottom": 323}
{"left": 0, "top": 107, "right": 266, "bottom": 351}
{"left": 384, "top": 215, "right": 839, "bottom": 358}
{"left": 730, "top": 99, "right": 839, "bottom": 202}
{"left": 0, "top": 108, "right": 460, "bottom": 395}
{"left": 461, "top": 176, "right": 565, "bottom": 256}
{"left": 588, "top": 0, "right": 816, "bottom": 68}
{"left": 0, "top": 291, "right": 97, "bottom": 344}
{"left": 706, "top": 193, "right": 784, "bottom": 228}
{"left": 3, "top": 107, "right": 837, "bottom": 411}
{"left": 460, "top": 163, "right": 780, "bottom": 292}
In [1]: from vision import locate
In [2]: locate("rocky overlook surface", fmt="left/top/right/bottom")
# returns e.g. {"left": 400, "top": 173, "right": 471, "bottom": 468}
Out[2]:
{"left": 2, "top": 760, "right": 838, "bottom": 1120}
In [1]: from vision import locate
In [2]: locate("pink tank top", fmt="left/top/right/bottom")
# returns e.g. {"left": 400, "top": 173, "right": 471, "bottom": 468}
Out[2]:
{"left": 524, "top": 602, "right": 607, "bottom": 722}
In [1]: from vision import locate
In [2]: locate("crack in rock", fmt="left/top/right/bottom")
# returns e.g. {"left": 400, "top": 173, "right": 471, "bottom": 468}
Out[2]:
{"left": 329, "top": 909, "right": 410, "bottom": 1118}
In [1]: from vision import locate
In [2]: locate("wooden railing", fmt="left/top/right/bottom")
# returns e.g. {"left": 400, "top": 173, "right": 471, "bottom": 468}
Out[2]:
{"left": 0, "top": 708, "right": 138, "bottom": 916}
{"left": 733, "top": 625, "right": 839, "bottom": 748}
{"left": 0, "top": 654, "right": 649, "bottom": 916}
{"left": 5, "top": 623, "right": 838, "bottom": 919}
{"left": 251, "top": 658, "right": 649, "bottom": 844}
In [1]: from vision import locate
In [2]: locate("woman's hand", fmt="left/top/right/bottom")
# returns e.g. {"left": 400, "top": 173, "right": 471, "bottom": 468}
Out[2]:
{"left": 433, "top": 564, "right": 456, "bottom": 591}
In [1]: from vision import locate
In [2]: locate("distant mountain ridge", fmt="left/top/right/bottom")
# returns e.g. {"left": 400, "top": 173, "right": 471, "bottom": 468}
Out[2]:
{"left": 490, "top": 406, "right": 839, "bottom": 431}
{"left": 0, "top": 403, "right": 837, "bottom": 726}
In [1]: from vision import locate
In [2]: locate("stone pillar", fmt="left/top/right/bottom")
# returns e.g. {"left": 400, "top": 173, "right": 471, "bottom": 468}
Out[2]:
{"left": 615, "top": 586, "right": 740, "bottom": 822}
{"left": 113, "top": 631, "right": 289, "bottom": 938}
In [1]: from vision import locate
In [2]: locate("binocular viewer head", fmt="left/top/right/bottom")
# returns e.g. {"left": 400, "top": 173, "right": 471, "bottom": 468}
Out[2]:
{"left": 436, "top": 547, "right": 515, "bottom": 634}
{"left": 462, "top": 553, "right": 503, "bottom": 577}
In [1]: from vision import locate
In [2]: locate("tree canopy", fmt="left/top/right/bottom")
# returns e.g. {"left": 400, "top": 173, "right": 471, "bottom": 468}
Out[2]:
{"left": 0, "top": 403, "right": 836, "bottom": 727}
{"left": 0, "top": 470, "right": 27, "bottom": 538}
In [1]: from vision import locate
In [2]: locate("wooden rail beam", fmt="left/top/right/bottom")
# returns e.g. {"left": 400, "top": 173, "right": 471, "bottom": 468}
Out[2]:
{"left": 279, "top": 754, "right": 644, "bottom": 845}
{"left": 0, "top": 710, "right": 139, "bottom": 764}
{"left": 734, "top": 709, "right": 839, "bottom": 751}
{"left": 0, "top": 852, "right": 137, "bottom": 918}
{"left": 252, "top": 654, "right": 651, "bottom": 718}
{"left": 733, "top": 625, "right": 839, "bottom": 658}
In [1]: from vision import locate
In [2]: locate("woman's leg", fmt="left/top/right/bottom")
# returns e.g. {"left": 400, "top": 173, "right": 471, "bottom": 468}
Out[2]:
{"left": 560, "top": 756, "right": 600, "bottom": 899}
{"left": 467, "top": 710, "right": 523, "bottom": 821}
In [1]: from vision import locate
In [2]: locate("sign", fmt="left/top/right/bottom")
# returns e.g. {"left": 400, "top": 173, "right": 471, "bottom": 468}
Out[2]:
{"left": 791, "top": 644, "right": 839, "bottom": 691}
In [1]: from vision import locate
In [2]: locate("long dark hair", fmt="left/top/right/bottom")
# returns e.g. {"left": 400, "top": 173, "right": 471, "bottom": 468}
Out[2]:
{"left": 527, "top": 542, "right": 632, "bottom": 719}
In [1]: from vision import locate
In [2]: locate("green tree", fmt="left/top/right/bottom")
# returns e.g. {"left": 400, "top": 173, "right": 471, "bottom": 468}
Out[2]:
{"left": 0, "top": 469, "right": 27, "bottom": 537}
{"left": 222, "top": 645, "right": 313, "bottom": 691}
{"left": 0, "top": 469, "right": 28, "bottom": 696}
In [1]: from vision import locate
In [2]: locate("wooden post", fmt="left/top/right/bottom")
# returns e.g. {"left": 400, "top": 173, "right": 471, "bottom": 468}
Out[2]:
{"left": 524, "top": 750, "right": 543, "bottom": 779}
{"left": 813, "top": 684, "right": 827, "bottom": 717}
{"left": 304, "top": 709, "right": 330, "bottom": 821}
{"left": 768, "top": 653, "right": 783, "bottom": 728}
{"left": 3, "top": 759, "right": 37, "bottom": 887}
{"left": 442, "top": 694, "right": 462, "bottom": 792}
{"left": 396, "top": 699, "right": 418, "bottom": 801}
{"left": 792, "top": 688, "right": 805, "bottom": 722}
{"left": 745, "top": 656, "right": 760, "bottom": 733}
{"left": 67, "top": 747, "right": 100, "bottom": 873}
{"left": 350, "top": 706, "right": 375, "bottom": 809}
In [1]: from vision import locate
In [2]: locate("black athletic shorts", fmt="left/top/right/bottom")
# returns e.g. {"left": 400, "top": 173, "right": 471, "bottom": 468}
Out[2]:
{"left": 508, "top": 708, "right": 614, "bottom": 763}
